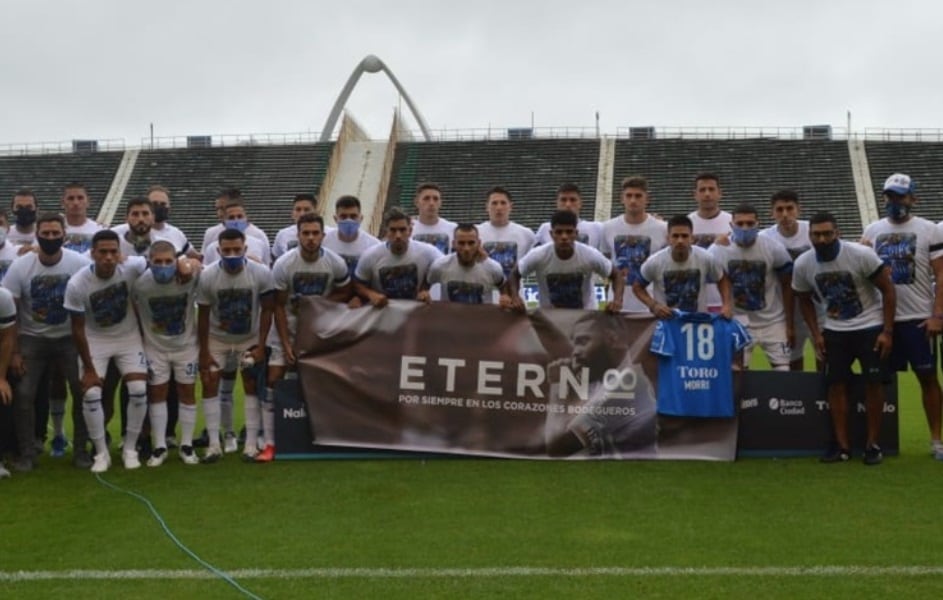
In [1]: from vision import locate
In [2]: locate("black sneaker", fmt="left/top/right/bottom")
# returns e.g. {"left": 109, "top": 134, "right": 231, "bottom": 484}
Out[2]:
{"left": 820, "top": 446, "right": 850, "bottom": 463}
{"left": 192, "top": 429, "right": 210, "bottom": 448}
{"left": 863, "top": 444, "right": 883, "bottom": 466}
{"left": 72, "top": 449, "right": 93, "bottom": 469}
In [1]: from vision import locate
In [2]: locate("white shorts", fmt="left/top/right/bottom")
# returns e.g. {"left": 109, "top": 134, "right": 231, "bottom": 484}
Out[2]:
{"left": 80, "top": 346, "right": 148, "bottom": 380}
{"left": 146, "top": 344, "right": 199, "bottom": 385}
{"left": 267, "top": 345, "right": 287, "bottom": 368}
{"left": 207, "top": 336, "right": 255, "bottom": 374}
{"left": 744, "top": 320, "right": 791, "bottom": 368}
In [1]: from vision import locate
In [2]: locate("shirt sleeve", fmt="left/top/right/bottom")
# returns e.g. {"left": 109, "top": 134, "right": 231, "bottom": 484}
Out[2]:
{"left": 0, "top": 288, "right": 16, "bottom": 328}
{"left": 63, "top": 274, "right": 86, "bottom": 314}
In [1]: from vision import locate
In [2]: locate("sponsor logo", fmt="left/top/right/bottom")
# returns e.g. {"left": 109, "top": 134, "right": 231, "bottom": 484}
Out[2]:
{"left": 282, "top": 407, "right": 307, "bottom": 419}
{"left": 740, "top": 397, "right": 758, "bottom": 409}
{"left": 769, "top": 397, "right": 805, "bottom": 416}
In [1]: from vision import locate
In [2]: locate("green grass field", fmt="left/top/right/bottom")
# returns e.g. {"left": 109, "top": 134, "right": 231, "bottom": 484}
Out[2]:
{"left": 2, "top": 353, "right": 942, "bottom": 599}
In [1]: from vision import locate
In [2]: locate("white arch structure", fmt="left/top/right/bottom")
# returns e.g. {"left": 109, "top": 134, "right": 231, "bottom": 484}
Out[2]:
{"left": 320, "top": 55, "right": 432, "bottom": 142}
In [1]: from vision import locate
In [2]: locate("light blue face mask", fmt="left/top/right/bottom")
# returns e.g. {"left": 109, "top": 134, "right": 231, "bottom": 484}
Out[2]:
{"left": 336, "top": 219, "right": 360, "bottom": 237}
{"left": 224, "top": 219, "right": 248, "bottom": 233}
{"left": 221, "top": 255, "right": 245, "bottom": 271}
{"left": 731, "top": 226, "right": 759, "bottom": 246}
{"left": 150, "top": 264, "right": 177, "bottom": 284}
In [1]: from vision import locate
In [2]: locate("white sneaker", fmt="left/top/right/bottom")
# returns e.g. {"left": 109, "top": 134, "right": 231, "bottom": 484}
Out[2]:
{"left": 932, "top": 440, "right": 943, "bottom": 461}
{"left": 146, "top": 447, "right": 168, "bottom": 468}
{"left": 179, "top": 445, "right": 199, "bottom": 465}
{"left": 242, "top": 446, "right": 259, "bottom": 461}
{"left": 223, "top": 432, "right": 238, "bottom": 454}
{"left": 0, "top": 464, "right": 11, "bottom": 479}
{"left": 202, "top": 444, "right": 223, "bottom": 464}
{"left": 122, "top": 449, "right": 142, "bottom": 470}
{"left": 91, "top": 452, "right": 111, "bottom": 473}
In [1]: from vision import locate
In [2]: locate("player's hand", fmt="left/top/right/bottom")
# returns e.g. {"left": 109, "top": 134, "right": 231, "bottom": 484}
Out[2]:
{"left": 199, "top": 352, "right": 219, "bottom": 374}
{"left": 0, "top": 378, "right": 12, "bottom": 405}
{"left": 603, "top": 300, "right": 622, "bottom": 315}
{"left": 874, "top": 330, "right": 893, "bottom": 360}
{"left": 17, "top": 244, "right": 36, "bottom": 256}
{"left": 369, "top": 293, "right": 388, "bottom": 308}
{"left": 858, "top": 237, "right": 873, "bottom": 247}
{"left": 80, "top": 366, "right": 103, "bottom": 393}
{"left": 650, "top": 303, "right": 674, "bottom": 320}
{"left": 283, "top": 344, "right": 297, "bottom": 366}
{"left": 347, "top": 296, "right": 364, "bottom": 309}
{"left": 720, "top": 304, "right": 733, "bottom": 320}
{"left": 713, "top": 233, "right": 731, "bottom": 247}
{"left": 813, "top": 333, "right": 826, "bottom": 361}
{"left": 919, "top": 316, "right": 943, "bottom": 339}
{"left": 498, "top": 294, "right": 515, "bottom": 309}
{"left": 416, "top": 290, "right": 432, "bottom": 304}
{"left": 786, "top": 325, "right": 796, "bottom": 350}
{"left": 10, "top": 353, "right": 25, "bottom": 377}
{"left": 509, "top": 295, "right": 527, "bottom": 313}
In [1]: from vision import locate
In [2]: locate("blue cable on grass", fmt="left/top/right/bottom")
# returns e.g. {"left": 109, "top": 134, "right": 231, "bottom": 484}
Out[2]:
{"left": 95, "top": 473, "right": 264, "bottom": 600}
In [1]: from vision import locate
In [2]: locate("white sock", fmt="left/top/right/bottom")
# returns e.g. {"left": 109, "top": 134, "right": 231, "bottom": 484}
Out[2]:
{"left": 83, "top": 387, "right": 107, "bottom": 455}
{"left": 50, "top": 397, "right": 67, "bottom": 437}
{"left": 124, "top": 381, "right": 149, "bottom": 451}
{"left": 203, "top": 396, "right": 221, "bottom": 448}
{"left": 244, "top": 394, "right": 260, "bottom": 449}
{"left": 220, "top": 378, "right": 235, "bottom": 433}
{"left": 262, "top": 388, "right": 275, "bottom": 446}
{"left": 149, "top": 402, "right": 168, "bottom": 450}
{"left": 179, "top": 403, "right": 197, "bottom": 447}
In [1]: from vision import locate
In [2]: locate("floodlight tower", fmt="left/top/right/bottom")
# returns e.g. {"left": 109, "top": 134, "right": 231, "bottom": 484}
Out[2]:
{"left": 320, "top": 54, "right": 432, "bottom": 142}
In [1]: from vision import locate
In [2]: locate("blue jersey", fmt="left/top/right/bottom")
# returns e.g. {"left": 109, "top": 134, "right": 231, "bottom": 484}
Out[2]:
{"left": 649, "top": 312, "right": 751, "bottom": 417}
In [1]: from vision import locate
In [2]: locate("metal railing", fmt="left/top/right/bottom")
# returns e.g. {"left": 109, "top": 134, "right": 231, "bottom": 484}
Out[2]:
{"left": 9, "top": 126, "right": 943, "bottom": 157}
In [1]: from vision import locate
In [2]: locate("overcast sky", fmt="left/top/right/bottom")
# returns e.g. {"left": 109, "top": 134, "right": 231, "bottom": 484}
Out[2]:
{"left": 1, "top": 0, "right": 940, "bottom": 146}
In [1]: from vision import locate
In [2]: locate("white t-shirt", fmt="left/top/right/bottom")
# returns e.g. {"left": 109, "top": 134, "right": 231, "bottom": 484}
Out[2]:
{"left": 517, "top": 242, "right": 612, "bottom": 310}
{"left": 355, "top": 241, "right": 443, "bottom": 300}
{"left": 63, "top": 256, "right": 148, "bottom": 348}
{"left": 64, "top": 219, "right": 103, "bottom": 254}
{"left": 112, "top": 223, "right": 190, "bottom": 257}
{"left": 271, "top": 246, "right": 350, "bottom": 341}
{"left": 202, "top": 222, "right": 269, "bottom": 255}
{"left": 203, "top": 236, "right": 270, "bottom": 265}
{"left": 638, "top": 245, "right": 723, "bottom": 314}
{"left": 322, "top": 229, "right": 382, "bottom": 279}
{"left": 476, "top": 221, "right": 536, "bottom": 278}
{"left": 709, "top": 235, "right": 793, "bottom": 326}
{"left": 0, "top": 243, "right": 19, "bottom": 283}
{"left": 411, "top": 217, "right": 456, "bottom": 255}
{"left": 2, "top": 249, "right": 91, "bottom": 338}
{"left": 535, "top": 219, "right": 603, "bottom": 250}
{"left": 0, "top": 287, "right": 16, "bottom": 330}
{"left": 6, "top": 226, "right": 36, "bottom": 247}
{"left": 132, "top": 270, "right": 199, "bottom": 353}
{"left": 860, "top": 217, "right": 943, "bottom": 322}
{"left": 689, "top": 210, "right": 732, "bottom": 308}
{"left": 427, "top": 253, "right": 506, "bottom": 304}
{"left": 197, "top": 259, "right": 275, "bottom": 344}
{"left": 600, "top": 214, "right": 668, "bottom": 313}
{"left": 792, "top": 241, "right": 885, "bottom": 332}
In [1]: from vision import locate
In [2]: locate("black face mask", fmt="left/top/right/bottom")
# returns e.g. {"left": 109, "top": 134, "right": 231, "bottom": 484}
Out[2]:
{"left": 814, "top": 239, "right": 840, "bottom": 262}
{"left": 14, "top": 208, "right": 36, "bottom": 227}
{"left": 37, "top": 237, "right": 64, "bottom": 255}
{"left": 153, "top": 205, "right": 170, "bottom": 223}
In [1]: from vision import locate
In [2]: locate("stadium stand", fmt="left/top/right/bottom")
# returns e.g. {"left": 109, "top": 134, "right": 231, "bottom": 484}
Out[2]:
{"left": 0, "top": 151, "right": 124, "bottom": 216}
{"left": 383, "top": 139, "right": 600, "bottom": 230}
{"left": 611, "top": 139, "right": 862, "bottom": 236}
{"left": 122, "top": 143, "right": 333, "bottom": 247}
{"left": 865, "top": 141, "right": 943, "bottom": 223}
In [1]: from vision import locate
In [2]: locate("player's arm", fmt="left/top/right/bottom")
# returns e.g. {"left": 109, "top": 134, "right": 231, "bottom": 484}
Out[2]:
{"left": 273, "top": 290, "right": 293, "bottom": 364}
{"left": 69, "top": 312, "right": 101, "bottom": 392}
{"left": 604, "top": 264, "right": 625, "bottom": 314}
{"left": 197, "top": 303, "right": 217, "bottom": 373}
{"left": 7, "top": 297, "right": 25, "bottom": 377}
{"left": 633, "top": 277, "right": 672, "bottom": 320}
{"left": 253, "top": 291, "right": 275, "bottom": 364}
{"left": 0, "top": 321, "right": 15, "bottom": 404}
{"left": 870, "top": 266, "right": 896, "bottom": 360}
{"left": 508, "top": 267, "right": 526, "bottom": 312}
{"left": 923, "top": 255, "right": 943, "bottom": 337}
{"left": 353, "top": 279, "right": 387, "bottom": 308}
{"left": 327, "top": 279, "right": 354, "bottom": 303}
{"left": 778, "top": 269, "right": 795, "bottom": 348}
{"left": 716, "top": 273, "right": 733, "bottom": 320}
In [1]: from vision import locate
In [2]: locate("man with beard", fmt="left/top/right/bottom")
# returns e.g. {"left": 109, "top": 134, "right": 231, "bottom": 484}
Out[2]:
{"left": 146, "top": 185, "right": 193, "bottom": 257}
{"left": 8, "top": 188, "right": 38, "bottom": 246}
{"left": 427, "top": 224, "right": 509, "bottom": 306}
{"left": 544, "top": 313, "right": 657, "bottom": 457}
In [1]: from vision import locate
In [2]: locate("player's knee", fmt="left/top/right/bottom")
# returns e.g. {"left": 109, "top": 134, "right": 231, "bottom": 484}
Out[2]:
{"left": 127, "top": 379, "right": 147, "bottom": 400}
{"left": 83, "top": 386, "right": 102, "bottom": 402}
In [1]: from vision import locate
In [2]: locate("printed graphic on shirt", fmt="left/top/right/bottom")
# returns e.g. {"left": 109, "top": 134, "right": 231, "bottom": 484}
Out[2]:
{"left": 483, "top": 241, "right": 518, "bottom": 277}
{"left": 89, "top": 282, "right": 130, "bottom": 327}
{"left": 728, "top": 259, "right": 767, "bottom": 311}
{"left": 289, "top": 272, "right": 330, "bottom": 314}
{"left": 378, "top": 264, "right": 419, "bottom": 299}
{"left": 147, "top": 293, "right": 189, "bottom": 336}
{"left": 218, "top": 288, "right": 254, "bottom": 335}
{"left": 413, "top": 233, "right": 450, "bottom": 254}
{"left": 339, "top": 254, "right": 359, "bottom": 278}
{"left": 30, "top": 274, "right": 71, "bottom": 325}
{"left": 874, "top": 232, "right": 916, "bottom": 285}
{"left": 64, "top": 233, "right": 93, "bottom": 254}
{"left": 612, "top": 235, "right": 652, "bottom": 285}
{"left": 815, "top": 271, "right": 863, "bottom": 320}
{"left": 692, "top": 233, "right": 717, "bottom": 249}
{"left": 445, "top": 281, "right": 485, "bottom": 304}
{"left": 663, "top": 269, "right": 701, "bottom": 312}
{"left": 546, "top": 272, "right": 585, "bottom": 309}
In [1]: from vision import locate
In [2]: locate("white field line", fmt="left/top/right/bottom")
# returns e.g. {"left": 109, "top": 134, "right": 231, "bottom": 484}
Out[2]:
{"left": 2, "top": 566, "right": 943, "bottom": 581}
